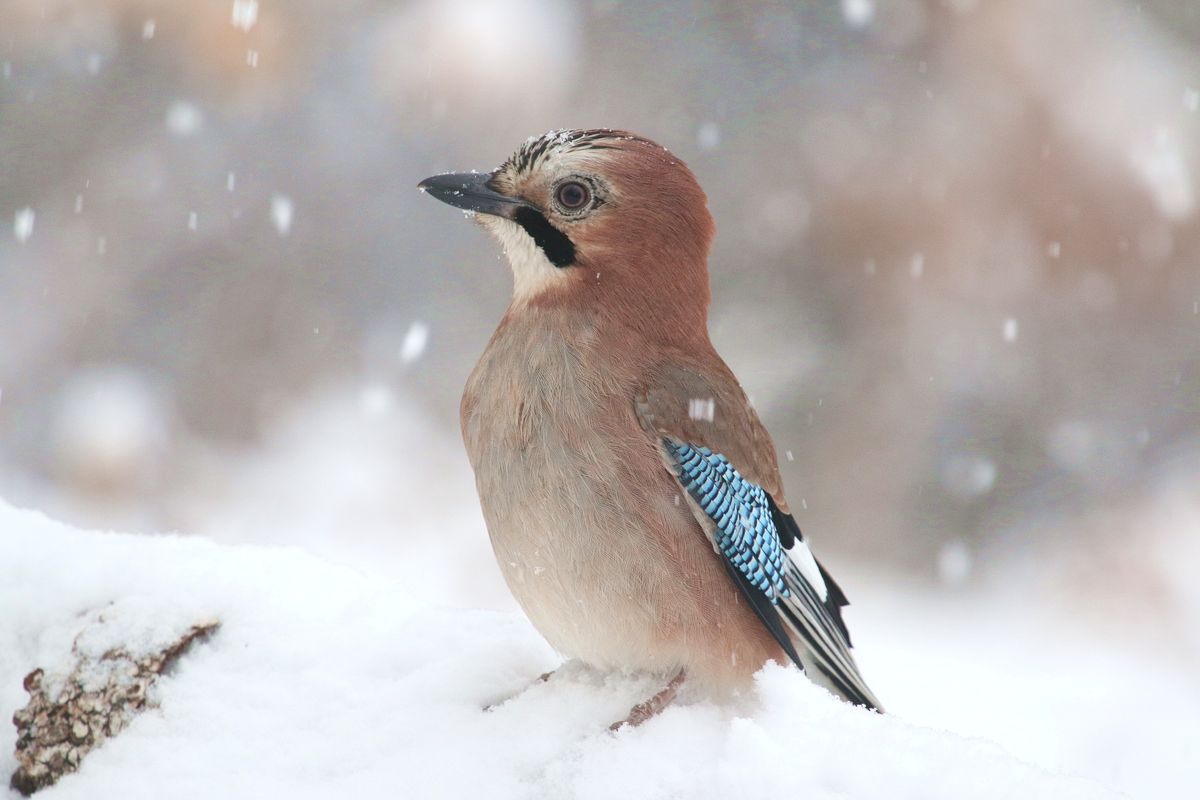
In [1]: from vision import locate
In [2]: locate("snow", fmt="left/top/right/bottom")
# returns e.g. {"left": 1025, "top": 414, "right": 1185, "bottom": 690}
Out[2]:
{"left": 695, "top": 122, "right": 720, "bottom": 151}
{"left": 841, "top": 0, "right": 875, "bottom": 28}
{"left": 1003, "top": 317, "right": 1019, "bottom": 343}
{"left": 13, "top": 208, "right": 34, "bottom": 243}
{"left": 230, "top": 1, "right": 259, "bottom": 33}
{"left": 1130, "top": 128, "right": 1194, "bottom": 219}
{"left": 0, "top": 500, "right": 1121, "bottom": 799}
{"left": 35, "top": 597, "right": 215, "bottom": 702}
{"left": 165, "top": 101, "right": 202, "bottom": 137}
{"left": 376, "top": 0, "right": 580, "bottom": 113}
{"left": 51, "top": 366, "right": 170, "bottom": 493}
{"left": 935, "top": 539, "right": 972, "bottom": 586}
{"left": 4, "top": 384, "right": 1199, "bottom": 798}
{"left": 687, "top": 397, "right": 715, "bottom": 422}
{"left": 399, "top": 321, "right": 429, "bottom": 363}
{"left": 854, "top": 552, "right": 1200, "bottom": 800}
{"left": 270, "top": 194, "right": 293, "bottom": 237}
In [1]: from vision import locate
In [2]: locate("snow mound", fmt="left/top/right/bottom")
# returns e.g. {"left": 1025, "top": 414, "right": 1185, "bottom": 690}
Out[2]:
{"left": 0, "top": 500, "right": 1118, "bottom": 799}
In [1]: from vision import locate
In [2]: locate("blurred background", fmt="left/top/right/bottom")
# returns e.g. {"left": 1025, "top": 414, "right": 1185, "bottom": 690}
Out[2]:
{"left": 1, "top": 0, "right": 1199, "bottom": 796}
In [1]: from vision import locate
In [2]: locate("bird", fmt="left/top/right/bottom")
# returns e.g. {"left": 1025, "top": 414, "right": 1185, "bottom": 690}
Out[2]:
{"left": 418, "top": 129, "right": 881, "bottom": 728}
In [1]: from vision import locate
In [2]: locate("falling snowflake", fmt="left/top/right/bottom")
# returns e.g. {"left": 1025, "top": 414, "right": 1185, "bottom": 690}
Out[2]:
{"left": 400, "top": 322, "right": 430, "bottom": 364}
{"left": 696, "top": 122, "right": 720, "bottom": 151}
{"left": 937, "top": 539, "right": 972, "bottom": 586}
{"left": 270, "top": 195, "right": 294, "bottom": 237}
{"left": 231, "top": 0, "right": 259, "bottom": 33}
{"left": 842, "top": 0, "right": 875, "bottom": 27}
{"left": 166, "top": 101, "right": 203, "bottom": 136}
{"left": 687, "top": 398, "right": 715, "bottom": 423}
{"left": 14, "top": 208, "right": 35, "bottom": 243}
{"left": 1003, "top": 318, "right": 1018, "bottom": 343}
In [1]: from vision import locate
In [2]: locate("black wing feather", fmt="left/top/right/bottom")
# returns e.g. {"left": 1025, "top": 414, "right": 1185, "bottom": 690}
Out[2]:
{"left": 770, "top": 499, "right": 800, "bottom": 550}
{"left": 720, "top": 558, "right": 805, "bottom": 670}
{"left": 768, "top": 496, "right": 854, "bottom": 645}
{"left": 665, "top": 440, "right": 882, "bottom": 712}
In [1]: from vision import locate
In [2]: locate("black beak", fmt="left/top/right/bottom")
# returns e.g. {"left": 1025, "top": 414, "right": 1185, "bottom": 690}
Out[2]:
{"left": 417, "top": 172, "right": 531, "bottom": 219}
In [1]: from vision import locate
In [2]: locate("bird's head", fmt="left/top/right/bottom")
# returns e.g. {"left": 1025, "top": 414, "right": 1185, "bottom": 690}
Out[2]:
{"left": 419, "top": 129, "right": 714, "bottom": 328}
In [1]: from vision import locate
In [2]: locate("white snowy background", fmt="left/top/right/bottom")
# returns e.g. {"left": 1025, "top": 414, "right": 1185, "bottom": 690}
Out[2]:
{"left": 3, "top": 1, "right": 1200, "bottom": 798}
{"left": 2, "top": 390, "right": 1198, "bottom": 798}
{"left": 0, "top": 496, "right": 1131, "bottom": 800}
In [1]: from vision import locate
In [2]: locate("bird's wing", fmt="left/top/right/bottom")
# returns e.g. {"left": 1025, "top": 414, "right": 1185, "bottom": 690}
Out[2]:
{"left": 635, "top": 359, "right": 881, "bottom": 710}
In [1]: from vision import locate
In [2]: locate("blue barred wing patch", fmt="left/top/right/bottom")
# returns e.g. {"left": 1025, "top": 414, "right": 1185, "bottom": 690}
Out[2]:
{"left": 665, "top": 440, "right": 791, "bottom": 603}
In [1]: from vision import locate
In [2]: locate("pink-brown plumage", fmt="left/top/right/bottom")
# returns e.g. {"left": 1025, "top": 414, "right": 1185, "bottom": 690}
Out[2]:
{"left": 424, "top": 129, "right": 879, "bottom": 718}
{"left": 461, "top": 298, "right": 784, "bottom": 695}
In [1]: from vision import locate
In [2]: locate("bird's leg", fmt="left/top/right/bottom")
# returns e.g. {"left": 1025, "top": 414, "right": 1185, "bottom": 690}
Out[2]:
{"left": 609, "top": 669, "right": 686, "bottom": 731}
{"left": 483, "top": 669, "right": 557, "bottom": 711}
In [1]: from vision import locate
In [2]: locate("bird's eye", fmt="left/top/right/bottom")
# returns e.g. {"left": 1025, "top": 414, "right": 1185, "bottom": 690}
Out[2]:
{"left": 555, "top": 181, "right": 591, "bottom": 211}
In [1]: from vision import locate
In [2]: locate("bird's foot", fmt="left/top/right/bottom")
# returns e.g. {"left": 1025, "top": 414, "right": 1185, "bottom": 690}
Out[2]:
{"left": 609, "top": 669, "right": 686, "bottom": 731}
{"left": 483, "top": 669, "right": 557, "bottom": 712}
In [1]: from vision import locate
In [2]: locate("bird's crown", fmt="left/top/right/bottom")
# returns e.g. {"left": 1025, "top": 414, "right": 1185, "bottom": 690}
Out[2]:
{"left": 497, "top": 128, "right": 663, "bottom": 178}
{"left": 419, "top": 129, "right": 713, "bottom": 322}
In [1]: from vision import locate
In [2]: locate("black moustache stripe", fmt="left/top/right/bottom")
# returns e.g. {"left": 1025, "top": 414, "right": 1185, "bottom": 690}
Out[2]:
{"left": 513, "top": 207, "right": 576, "bottom": 268}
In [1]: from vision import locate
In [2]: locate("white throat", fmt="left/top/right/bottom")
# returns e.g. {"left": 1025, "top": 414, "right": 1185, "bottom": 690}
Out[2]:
{"left": 480, "top": 216, "right": 569, "bottom": 303}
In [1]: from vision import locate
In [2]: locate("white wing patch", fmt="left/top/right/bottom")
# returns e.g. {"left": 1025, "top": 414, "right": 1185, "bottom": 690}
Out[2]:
{"left": 789, "top": 539, "right": 828, "bottom": 602}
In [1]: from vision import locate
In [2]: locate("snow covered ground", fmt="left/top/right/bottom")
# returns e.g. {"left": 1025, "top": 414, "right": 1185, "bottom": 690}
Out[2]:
{"left": 3, "top": 389, "right": 1198, "bottom": 798}
{"left": 0, "top": 500, "right": 1123, "bottom": 799}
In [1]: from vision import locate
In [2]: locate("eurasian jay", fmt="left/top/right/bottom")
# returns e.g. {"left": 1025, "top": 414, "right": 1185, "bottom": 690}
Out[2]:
{"left": 419, "top": 129, "right": 881, "bottom": 728}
